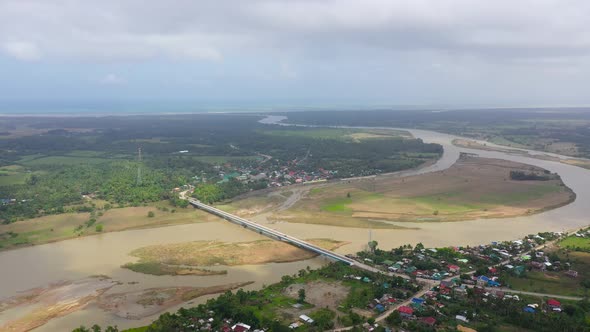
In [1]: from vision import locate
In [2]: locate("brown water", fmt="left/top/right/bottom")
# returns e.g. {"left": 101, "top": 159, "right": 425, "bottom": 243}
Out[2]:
{"left": 2, "top": 118, "right": 590, "bottom": 331}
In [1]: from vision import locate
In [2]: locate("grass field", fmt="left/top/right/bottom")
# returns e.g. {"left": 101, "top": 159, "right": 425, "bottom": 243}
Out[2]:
{"left": 260, "top": 128, "right": 411, "bottom": 141}
{"left": 262, "top": 156, "right": 574, "bottom": 228}
{"left": 19, "top": 155, "right": 116, "bottom": 166}
{"left": 0, "top": 202, "right": 215, "bottom": 251}
{"left": 191, "top": 155, "right": 259, "bottom": 164}
{"left": 559, "top": 236, "right": 590, "bottom": 250}
{"left": 505, "top": 250, "right": 590, "bottom": 296}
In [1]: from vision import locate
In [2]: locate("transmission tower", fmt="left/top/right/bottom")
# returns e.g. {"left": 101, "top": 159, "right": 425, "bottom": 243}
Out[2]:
{"left": 137, "top": 147, "right": 142, "bottom": 186}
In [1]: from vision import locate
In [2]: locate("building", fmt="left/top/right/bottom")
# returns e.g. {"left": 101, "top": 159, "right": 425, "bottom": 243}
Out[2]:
{"left": 421, "top": 317, "right": 436, "bottom": 326}
{"left": 398, "top": 306, "right": 414, "bottom": 318}
{"left": 231, "top": 323, "right": 251, "bottom": 332}
{"left": 565, "top": 270, "right": 579, "bottom": 278}
{"left": 299, "top": 315, "right": 314, "bottom": 324}
{"left": 547, "top": 299, "right": 561, "bottom": 309}
{"left": 448, "top": 264, "right": 460, "bottom": 273}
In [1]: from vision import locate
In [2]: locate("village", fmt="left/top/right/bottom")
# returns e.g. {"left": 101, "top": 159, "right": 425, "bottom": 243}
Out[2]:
{"left": 138, "top": 228, "right": 590, "bottom": 332}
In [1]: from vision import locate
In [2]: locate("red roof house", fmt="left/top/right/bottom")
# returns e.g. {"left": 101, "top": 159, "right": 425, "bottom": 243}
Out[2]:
{"left": 421, "top": 317, "right": 437, "bottom": 326}
{"left": 398, "top": 306, "right": 414, "bottom": 317}
{"left": 547, "top": 299, "right": 561, "bottom": 308}
{"left": 448, "top": 264, "right": 460, "bottom": 273}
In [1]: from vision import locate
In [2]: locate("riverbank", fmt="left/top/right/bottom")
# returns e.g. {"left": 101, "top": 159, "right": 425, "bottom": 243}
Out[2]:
{"left": 0, "top": 202, "right": 216, "bottom": 252}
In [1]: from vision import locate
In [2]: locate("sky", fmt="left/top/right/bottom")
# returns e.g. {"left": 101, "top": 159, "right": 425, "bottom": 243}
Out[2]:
{"left": 1, "top": 0, "right": 590, "bottom": 109}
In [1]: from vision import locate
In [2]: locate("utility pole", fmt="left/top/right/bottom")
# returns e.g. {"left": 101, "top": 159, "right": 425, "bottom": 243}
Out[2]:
{"left": 137, "top": 147, "right": 142, "bottom": 186}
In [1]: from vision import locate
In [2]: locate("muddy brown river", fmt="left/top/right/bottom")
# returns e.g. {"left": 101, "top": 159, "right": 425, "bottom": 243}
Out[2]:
{"left": 1, "top": 115, "right": 590, "bottom": 331}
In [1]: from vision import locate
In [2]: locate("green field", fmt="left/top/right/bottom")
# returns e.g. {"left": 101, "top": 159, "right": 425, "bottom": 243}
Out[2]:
{"left": 260, "top": 128, "right": 409, "bottom": 141}
{"left": 191, "top": 155, "right": 259, "bottom": 164}
{"left": 505, "top": 250, "right": 590, "bottom": 297}
{"left": 559, "top": 236, "right": 590, "bottom": 250}
{"left": 19, "top": 155, "right": 116, "bottom": 166}
{"left": 504, "top": 271, "right": 583, "bottom": 296}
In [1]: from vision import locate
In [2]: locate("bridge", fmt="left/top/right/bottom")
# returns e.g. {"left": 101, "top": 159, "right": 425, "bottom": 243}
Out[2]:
{"left": 188, "top": 198, "right": 356, "bottom": 265}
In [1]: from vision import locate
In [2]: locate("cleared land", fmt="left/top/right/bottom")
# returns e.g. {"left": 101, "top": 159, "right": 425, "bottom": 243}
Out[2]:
{"left": 248, "top": 156, "right": 575, "bottom": 227}
{"left": 0, "top": 202, "right": 216, "bottom": 251}
{"left": 504, "top": 249, "right": 590, "bottom": 297}
{"left": 125, "top": 238, "right": 348, "bottom": 269}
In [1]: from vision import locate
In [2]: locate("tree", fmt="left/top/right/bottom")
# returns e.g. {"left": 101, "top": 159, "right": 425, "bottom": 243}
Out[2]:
{"left": 385, "top": 311, "right": 402, "bottom": 326}
{"left": 147, "top": 211, "right": 155, "bottom": 218}
{"left": 347, "top": 192, "right": 351, "bottom": 198}
{"left": 368, "top": 240, "right": 378, "bottom": 253}
{"left": 95, "top": 224, "right": 103, "bottom": 232}
{"left": 298, "top": 288, "right": 306, "bottom": 303}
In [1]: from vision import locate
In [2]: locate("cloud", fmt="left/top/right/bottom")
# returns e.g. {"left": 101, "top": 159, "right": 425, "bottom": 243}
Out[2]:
{"left": 0, "top": 0, "right": 589, "bottom": 63}
{"left": 279, "top": 62, "right": 298, "bottom": 79}
{"left": 100, "top": 73, "right": 125, "bottom": 85}
{"left": 1, "top": 41, "right": 41, "bottom": 61}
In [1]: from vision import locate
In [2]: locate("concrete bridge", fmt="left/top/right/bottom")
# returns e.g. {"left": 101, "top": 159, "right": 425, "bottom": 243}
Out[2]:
{"left": 188, "top": 198, "right": 357, "bottom": 265}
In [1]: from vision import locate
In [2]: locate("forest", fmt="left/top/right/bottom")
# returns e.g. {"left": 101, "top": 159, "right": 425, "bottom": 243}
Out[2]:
{"left": 0, "top": 114, "right": 440, "bottom": 222}
{"left": 282, "top": 108, "right": 590, "bottom": 158}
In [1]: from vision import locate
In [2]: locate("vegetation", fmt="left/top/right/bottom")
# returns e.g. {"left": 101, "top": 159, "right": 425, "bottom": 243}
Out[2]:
{"left": 283, "top": 108, "right": 590, "bottom": 158}
{"left": 121, "top": 261, "right": 227, "bottom": 276}
{"left": 1, "top": 114, "right": 440, "bottom": 222}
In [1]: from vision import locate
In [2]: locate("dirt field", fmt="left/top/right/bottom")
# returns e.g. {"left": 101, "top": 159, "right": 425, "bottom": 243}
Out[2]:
{"left": 262, "top": 156, "right": 574, "bottom": 227}
{"left": 126, "top": 238, "right": 348, "bottom": 267}
{"left": 0, "top": 202, "right": 215, "bottom": 251}
{"left": 284, "top": 281, "right": 349, "bottom": 311}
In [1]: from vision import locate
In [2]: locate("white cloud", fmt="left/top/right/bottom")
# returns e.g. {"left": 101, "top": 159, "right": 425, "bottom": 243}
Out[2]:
{"left": 100, "top": 73, "right": 125, "bottom": 85}
{"left": 0, "top": 1, "right": 589, "bottom": 63}
{"left": 1, "top": 41, "right": 41, "bottom": 61}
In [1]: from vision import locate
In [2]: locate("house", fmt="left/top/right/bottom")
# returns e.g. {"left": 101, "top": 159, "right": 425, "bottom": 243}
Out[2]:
{"left": 398, "top": 306, "right": 414, "bottom": 318}
{"left": 420, "top": 317, "right": 436, "bottom": 326}
{"left": 477, "top": 276, "right": 489, "bottom": 286}
{"left": 547, "top": 299, "right": 561, "bottom": 309}
{"left": 530, "top": 261, "right": 545, "bottom": 270}
{"left": 411, "top": 298, "right": 425, "bottom": 306}
{"left": 448, "top": 264, "right": 460, "bottom": 273}
{"left": 232, "top": 323, "right": 251, "bottom": 332}
{"left": 565, "top": 270, "right": 579, "bottom": 278}
{"left": 523, "top": 307, "right": 535, "bottom": 313}
{"left": 375, "top": 304, "right": 385, "bottom": 313}
{"left": 299, "top": 315, "right": 314, "bottom": 324}
{"left": 455, "top": 315, "right": 469, "bottom": 323}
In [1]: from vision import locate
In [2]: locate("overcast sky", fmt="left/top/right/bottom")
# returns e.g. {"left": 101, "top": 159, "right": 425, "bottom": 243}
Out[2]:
{"left": 1, "top": 0, "right": 590, "bottom": 109}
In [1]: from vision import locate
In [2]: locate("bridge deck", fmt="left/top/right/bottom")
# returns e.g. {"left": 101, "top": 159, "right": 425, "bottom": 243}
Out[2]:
{"left": 188, "top": 198, "right": 355, "bottom": 265}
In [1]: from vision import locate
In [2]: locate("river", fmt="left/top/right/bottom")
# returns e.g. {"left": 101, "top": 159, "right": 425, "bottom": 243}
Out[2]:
{"left": 1, "top": 115, "right": 589, "bottom": 331}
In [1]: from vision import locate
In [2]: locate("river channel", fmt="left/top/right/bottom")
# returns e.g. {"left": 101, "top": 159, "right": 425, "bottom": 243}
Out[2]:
{"left": 1, "top": 115, "right": 589, "bottom": 331}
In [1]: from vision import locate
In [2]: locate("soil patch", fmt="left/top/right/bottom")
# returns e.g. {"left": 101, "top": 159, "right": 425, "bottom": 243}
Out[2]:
{"left": 126, "top": 238, "right": 348, "bottom": 267}
{"left": 284, "top": 281, "right": 349, "bottom": 311}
